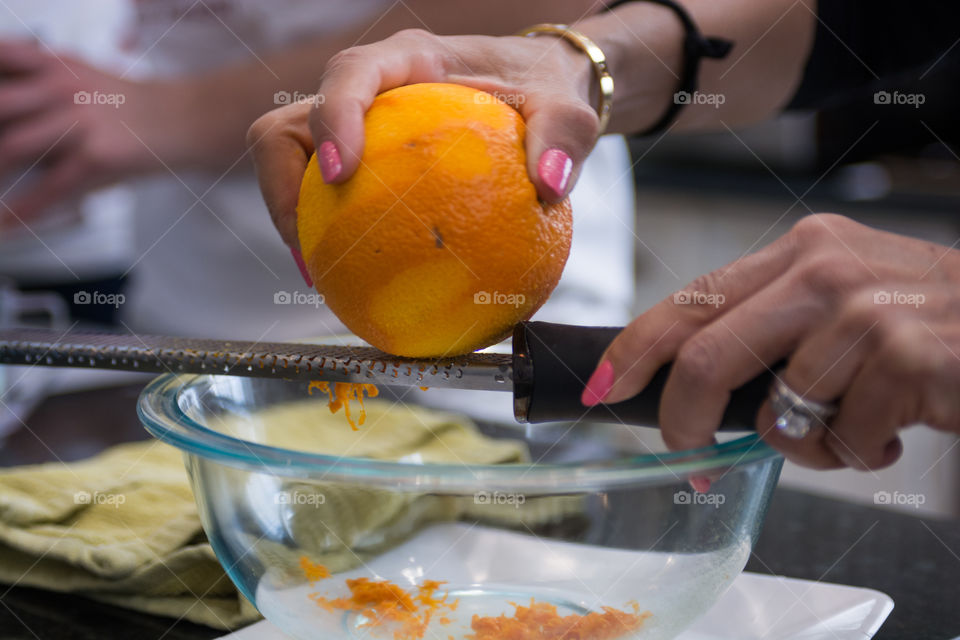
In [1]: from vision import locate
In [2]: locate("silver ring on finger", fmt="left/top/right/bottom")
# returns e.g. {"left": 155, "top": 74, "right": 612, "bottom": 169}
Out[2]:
{"left": 768, "top": 374, "right": 838, "bottom": 439}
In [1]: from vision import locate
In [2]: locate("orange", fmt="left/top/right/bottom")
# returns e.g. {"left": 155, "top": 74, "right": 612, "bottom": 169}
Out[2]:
{"left": 297, "top": 83, "right": 572, "bottom": 358}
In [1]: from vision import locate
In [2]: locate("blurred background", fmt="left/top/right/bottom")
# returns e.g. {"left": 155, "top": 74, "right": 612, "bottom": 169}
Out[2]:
{"left": 1, "top": 2, "right": 958, "bottom": 517}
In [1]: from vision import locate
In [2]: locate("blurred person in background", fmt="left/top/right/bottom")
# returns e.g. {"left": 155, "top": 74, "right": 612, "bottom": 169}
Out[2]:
{"left": 249, "top": 0, "right": 960, "bottom": 471}
{"left": 0, "top": 0, "right": 635, "bottom": 341}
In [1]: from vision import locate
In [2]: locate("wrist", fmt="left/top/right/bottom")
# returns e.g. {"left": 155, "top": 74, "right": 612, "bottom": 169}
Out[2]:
{"left": 575, "top": 3, "right": 685, "bottom": 135}
{"left": 517, "top": 25, "right": 612, "bottom": 133}
{"left": 560, "top": 41, "right": 597, "bottom": 113}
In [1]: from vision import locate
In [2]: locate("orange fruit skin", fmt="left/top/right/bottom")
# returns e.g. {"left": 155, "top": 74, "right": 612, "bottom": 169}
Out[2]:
{"left": 297, "top": 83, "right": 572, "bottom": 358}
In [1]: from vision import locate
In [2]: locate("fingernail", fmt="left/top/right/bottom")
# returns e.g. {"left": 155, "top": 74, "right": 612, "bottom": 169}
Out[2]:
{"left": 290, "top": 247, "right": 313, "bottom": 287}
{"left": 581, "top": 360, "right": 614, "bottom": 407}
{"left": 689, "top": 476, "right": 712, "bottom": 493}
{"left": 537, "top": 148, "right": 572, "bottom": 199}
{"left": 317, "top": 140, "right": 342, "bottom": 183}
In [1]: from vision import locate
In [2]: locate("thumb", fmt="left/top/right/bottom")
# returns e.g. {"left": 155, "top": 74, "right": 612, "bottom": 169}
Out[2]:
{"left": 247, "top": 104, "right": 314, "bottom": 249}
{"left": 521, "top": 97, "right": 599, "bottom": 202}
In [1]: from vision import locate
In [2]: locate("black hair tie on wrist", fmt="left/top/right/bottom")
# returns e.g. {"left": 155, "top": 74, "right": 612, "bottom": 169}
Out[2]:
{"left": 605, "top": 0, "right": 733, "bottom": 136}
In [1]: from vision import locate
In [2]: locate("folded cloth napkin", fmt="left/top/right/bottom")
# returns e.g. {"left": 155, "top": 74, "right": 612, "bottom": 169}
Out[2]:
{"left": 0, "top": 397, "right": 547, "bottom": 630}
{"left": 0, "top": 439, "right": 259, "bottom": 629}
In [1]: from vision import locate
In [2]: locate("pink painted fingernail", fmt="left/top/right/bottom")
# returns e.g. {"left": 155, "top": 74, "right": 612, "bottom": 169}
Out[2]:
{"left": 537, "top": 148, "right": 572, "bottom": 199}
{"left": 290, "top": 247, "right": 313, "bottom": 287}
{"left": 581, "top": 360, "right": 614, "bottom": 407}
{"left": 317, "top": 140, "right": 342, "bottom": 183}
{"left": 689, "top": 476, "right": 712, "bottom": 493}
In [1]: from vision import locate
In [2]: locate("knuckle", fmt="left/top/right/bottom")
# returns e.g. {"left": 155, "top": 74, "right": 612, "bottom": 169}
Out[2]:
{"left": 562, "top": 102, "right": 600, "bottom": 145}
{"left": 789, "top": 214, "right": 831, "bottom": 245}
{"left": 875, "top": 318, "right": 929, "bottom": 377}
{"left": 246, "top": 112, "right": 279, "bottom": 147}
{"left": 686, "top": 270, "right": 724, "bottom": 298}
{"left": 876, "top": 320, "right": 960, "bottom": 400}
{"left": 394, "top": 28, "right": 436, "bottom": 43}
{"left": 672, "top": 334, "right": 723, "bottom": 388}
{"left": 838, "top": 290, "right": 884, "bottom": 332}
{"left": 789, "top": 213, "right": 856, "bottom": 246}
{"left": 672, "top": 271, "right": 728, "bottom": 319}
{"left": 324, "top": 46, "right": 367, "bottom": 75}
{"left": 793, "top": 253, "right": 861, "bottom": 297}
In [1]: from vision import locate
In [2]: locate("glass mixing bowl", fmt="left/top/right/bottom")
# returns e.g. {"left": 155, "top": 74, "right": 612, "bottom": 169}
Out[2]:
{"left": 138, "top": 373, "right": 782, "bottom": 640}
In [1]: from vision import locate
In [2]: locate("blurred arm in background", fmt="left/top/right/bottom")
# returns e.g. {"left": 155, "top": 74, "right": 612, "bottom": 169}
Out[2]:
{"left": 0, "top": 0, "right": 600, "bottom": 231}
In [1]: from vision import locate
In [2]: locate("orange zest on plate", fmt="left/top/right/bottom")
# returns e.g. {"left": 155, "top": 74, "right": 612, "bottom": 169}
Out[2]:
{"left": 469, "top": 599, "right": 650, "bottom": 640}
{"left": 299, "top": 560, "right": 650, "bottom": 640}
{"left": 301, "top": 559, "right": 458, "bottom": 640}
{"left": 307, "top": 381, "right": 380, "bottom": 429}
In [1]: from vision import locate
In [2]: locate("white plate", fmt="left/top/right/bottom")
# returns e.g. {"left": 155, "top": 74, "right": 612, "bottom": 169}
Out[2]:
{"left": 217, "top": 528, "right": 893, "bottom": 640}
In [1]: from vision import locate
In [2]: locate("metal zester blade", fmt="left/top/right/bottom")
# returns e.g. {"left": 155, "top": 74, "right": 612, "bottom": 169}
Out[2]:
{"left": 0, "top": 328, "right": 513, "bottom": 391}
{"left": 1, "top": 323, "right": 779, "bottom": 428}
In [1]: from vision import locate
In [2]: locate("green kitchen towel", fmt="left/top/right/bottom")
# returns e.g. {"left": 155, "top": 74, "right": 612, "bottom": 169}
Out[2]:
{"left": 0, "top": 440, "right": 258, "bottom": 629}
{"left": 0, "top": 397, "right": 535, "bottom": 630}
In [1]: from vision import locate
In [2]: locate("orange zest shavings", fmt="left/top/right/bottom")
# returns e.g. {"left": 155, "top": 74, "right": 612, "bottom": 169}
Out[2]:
{"left": 299, "top": 557, "right": 331, "bottom": 582}
{"left": 469, "top": 599, "right": 650, "bottom": 640}
{"left": 301, "top": 560, "right": 458, "bottom": 640}
{"left": 299, "top": 560, "right": 649, "bottom": 640}
{"left": 308, "top": 381, "right": 379, "bottom": 429}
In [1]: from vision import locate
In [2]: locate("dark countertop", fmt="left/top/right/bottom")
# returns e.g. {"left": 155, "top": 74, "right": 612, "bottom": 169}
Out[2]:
{"left": 1, "top": 383, "right": 958, "bottom": 640}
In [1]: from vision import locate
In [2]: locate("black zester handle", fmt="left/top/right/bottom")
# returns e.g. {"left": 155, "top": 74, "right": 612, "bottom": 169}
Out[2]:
{"left": 513, "top": 321, "right": 776, "bottom": 429}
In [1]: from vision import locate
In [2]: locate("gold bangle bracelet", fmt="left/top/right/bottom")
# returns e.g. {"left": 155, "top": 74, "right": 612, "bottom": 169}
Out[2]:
{"left": 517, "top": 23, "right": 614, "bottom": 136}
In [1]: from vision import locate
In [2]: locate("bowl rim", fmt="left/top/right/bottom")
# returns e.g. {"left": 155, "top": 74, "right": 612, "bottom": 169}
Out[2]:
{"left": 137, "top": 373, "right": 781, "bottom": 491}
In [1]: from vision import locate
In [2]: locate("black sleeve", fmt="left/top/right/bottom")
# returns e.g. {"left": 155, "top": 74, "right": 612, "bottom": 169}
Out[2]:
{"left": 789, "top": 1, "right": 960, "bottom": 110}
